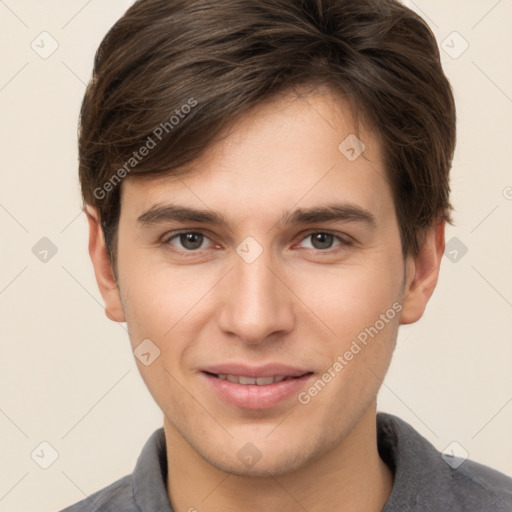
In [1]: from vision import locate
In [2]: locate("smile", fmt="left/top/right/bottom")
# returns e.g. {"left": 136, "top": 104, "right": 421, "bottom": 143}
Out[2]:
{"left": 200, "top": 365, "right": 314, "bottom": 410}
{"left": 213, "top": 374, "right": 293, "bottom": 385}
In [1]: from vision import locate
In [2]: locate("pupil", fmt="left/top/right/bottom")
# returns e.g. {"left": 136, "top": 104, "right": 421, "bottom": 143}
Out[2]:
{"left": 181, "top": 233, "right": 203, "bottom": 250}
{"left": 312, "top": 233, "right": 333, "bottom": 250}
{"left": 178, "top": 233, "right": 333, "bottom": 251}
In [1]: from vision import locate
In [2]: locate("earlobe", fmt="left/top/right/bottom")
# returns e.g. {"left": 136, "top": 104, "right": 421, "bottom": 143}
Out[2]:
{"left": 399, "top": 221, "right": 446, "bottom": 325}
{"left": 85, "top": 206, "right": 126, "bottom": 323}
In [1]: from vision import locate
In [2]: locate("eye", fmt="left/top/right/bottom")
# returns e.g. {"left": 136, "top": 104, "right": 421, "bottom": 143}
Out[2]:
{"left": 162, "top": 230, "right": 352, "bottom": 254}
{"left": 297, "top": 232, "right": 349, "bottom": 251}
{"left": 164, "top": 231, "right": 213, "bottom": 251}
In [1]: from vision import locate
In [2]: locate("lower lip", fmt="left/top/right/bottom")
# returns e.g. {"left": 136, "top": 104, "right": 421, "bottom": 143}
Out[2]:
{"left": 202, "top": 372, "right": 314, "bottom": 410}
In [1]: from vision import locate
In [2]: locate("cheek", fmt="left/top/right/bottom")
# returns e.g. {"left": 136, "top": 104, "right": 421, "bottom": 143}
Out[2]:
{"left": 119, "top": 261, "right": 216, "bottom": 360}
{"left": 118, "top": 267, "right": 206, "bottom": 411}
{"left": 292, "top": 263, "right": 402, "bottom": 418}
{"left": 291, "top": 258, "right": 402, "bottom": 342}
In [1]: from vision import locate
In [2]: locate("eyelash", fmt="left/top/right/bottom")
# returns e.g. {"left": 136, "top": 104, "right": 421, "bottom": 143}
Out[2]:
{"left": 161, "top": 229, "right": 353, "bottom": 255}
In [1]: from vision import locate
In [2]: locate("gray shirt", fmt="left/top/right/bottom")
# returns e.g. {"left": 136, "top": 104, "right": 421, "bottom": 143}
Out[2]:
{"left": 59, "top": 413, "right": 512, "bottom": 511}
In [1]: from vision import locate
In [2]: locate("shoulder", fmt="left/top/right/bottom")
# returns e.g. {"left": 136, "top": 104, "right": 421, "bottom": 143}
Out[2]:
{"left": 451, "top": 457, "right": 512, "bottom": 510}
{"left": 377, "top": 413, "right": 512, "bottom": 511}
{"left": 57, "top": 474, "right": 136, "bottom": 512}
{"left": 57, "top": 427, "right": 169, "bottom": 512}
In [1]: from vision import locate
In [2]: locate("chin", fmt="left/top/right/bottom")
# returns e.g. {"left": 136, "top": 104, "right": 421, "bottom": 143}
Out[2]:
{"left": 211, "top": 452, "right": 309, "bottom": 478}
{"left": 199, "top": 435, "right": 323, "bottom": 478}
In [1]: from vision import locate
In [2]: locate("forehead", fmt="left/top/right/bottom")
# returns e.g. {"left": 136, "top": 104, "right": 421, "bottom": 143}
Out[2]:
{"left": 120, "top": 87, "right": 392, "bottom": 225}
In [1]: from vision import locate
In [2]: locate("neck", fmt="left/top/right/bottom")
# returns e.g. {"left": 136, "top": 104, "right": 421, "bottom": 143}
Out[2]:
{"left": 165, "top": 404, "right": 393, "bottom": 512}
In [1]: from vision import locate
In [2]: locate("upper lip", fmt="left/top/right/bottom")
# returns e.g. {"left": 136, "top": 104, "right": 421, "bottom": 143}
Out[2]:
{"left": 200, "top": 363, "right": 312, "bottom": 378}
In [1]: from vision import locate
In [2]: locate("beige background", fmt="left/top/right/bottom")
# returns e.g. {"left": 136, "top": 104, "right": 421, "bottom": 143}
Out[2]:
{"left": 1, "top": 1, "right": 511, "bottom": 511}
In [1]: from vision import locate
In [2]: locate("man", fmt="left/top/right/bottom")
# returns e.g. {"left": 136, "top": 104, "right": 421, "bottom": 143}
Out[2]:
{"left": 61, "top": 0, "right": 512, "bottom": 510}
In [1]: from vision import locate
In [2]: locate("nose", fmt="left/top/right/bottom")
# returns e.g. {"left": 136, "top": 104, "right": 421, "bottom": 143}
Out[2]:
{"left": 217, "top": 248, "right": 295, "bottom": 345}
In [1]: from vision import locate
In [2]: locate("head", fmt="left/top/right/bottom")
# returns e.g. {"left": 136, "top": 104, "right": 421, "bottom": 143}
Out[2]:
{"left": 82, "top": 0, "right": 455, "bottom": 476}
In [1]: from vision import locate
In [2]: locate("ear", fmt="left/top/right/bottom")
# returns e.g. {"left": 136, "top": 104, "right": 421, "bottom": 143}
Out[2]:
{"left": 400, "top": 220, "right": 445, "bottom": 325}
{"left": 85, "top": 206, "right": 125, "bottom": 322}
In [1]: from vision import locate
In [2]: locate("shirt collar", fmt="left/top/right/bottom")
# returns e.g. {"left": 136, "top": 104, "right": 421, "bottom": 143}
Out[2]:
{"left": 378, "top": 412, "right": 457, "bottom": 511}
{"left": 130, "top": 413, "right": 469, "bottom": 511}
{"left": 132, "top": 427, "right": 173, "bottom": 512}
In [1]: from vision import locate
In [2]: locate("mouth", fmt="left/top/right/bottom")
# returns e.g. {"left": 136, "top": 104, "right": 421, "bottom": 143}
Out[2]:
{"left": 200, "top": 365, "right": 314, "bottom": 410}
{"left": 205, "top": 372, "right": 308, "bottom": 385}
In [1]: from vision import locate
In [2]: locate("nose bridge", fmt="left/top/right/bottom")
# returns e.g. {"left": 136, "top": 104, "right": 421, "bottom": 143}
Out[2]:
{"left": 217, "top": 245, "right": 293, "bottom": 343}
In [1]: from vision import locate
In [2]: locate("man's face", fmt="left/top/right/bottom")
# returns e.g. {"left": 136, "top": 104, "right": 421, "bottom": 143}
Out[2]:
{"left": 112, "top": 89, "right": 408, "bottom": 475}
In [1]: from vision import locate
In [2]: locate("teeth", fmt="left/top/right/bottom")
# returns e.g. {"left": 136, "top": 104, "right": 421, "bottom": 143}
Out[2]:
{"left": 256, "top": 376, "right": 274, "bottom": 385}
{"left": 239, "top": 376, "right": 257, "bottom": 385}
{"left": 216, "top": 374, "right": 290, "bottom": 385}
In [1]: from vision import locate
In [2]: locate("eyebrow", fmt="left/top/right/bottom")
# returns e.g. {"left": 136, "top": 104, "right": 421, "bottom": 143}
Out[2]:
{"left": 137, "top": 202, "right": 376, "bottom": 228}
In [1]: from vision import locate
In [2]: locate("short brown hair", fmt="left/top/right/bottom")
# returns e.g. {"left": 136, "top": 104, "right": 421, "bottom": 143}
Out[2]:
{"left": 78, "top": 0, "right": 456, "bottom": 273}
